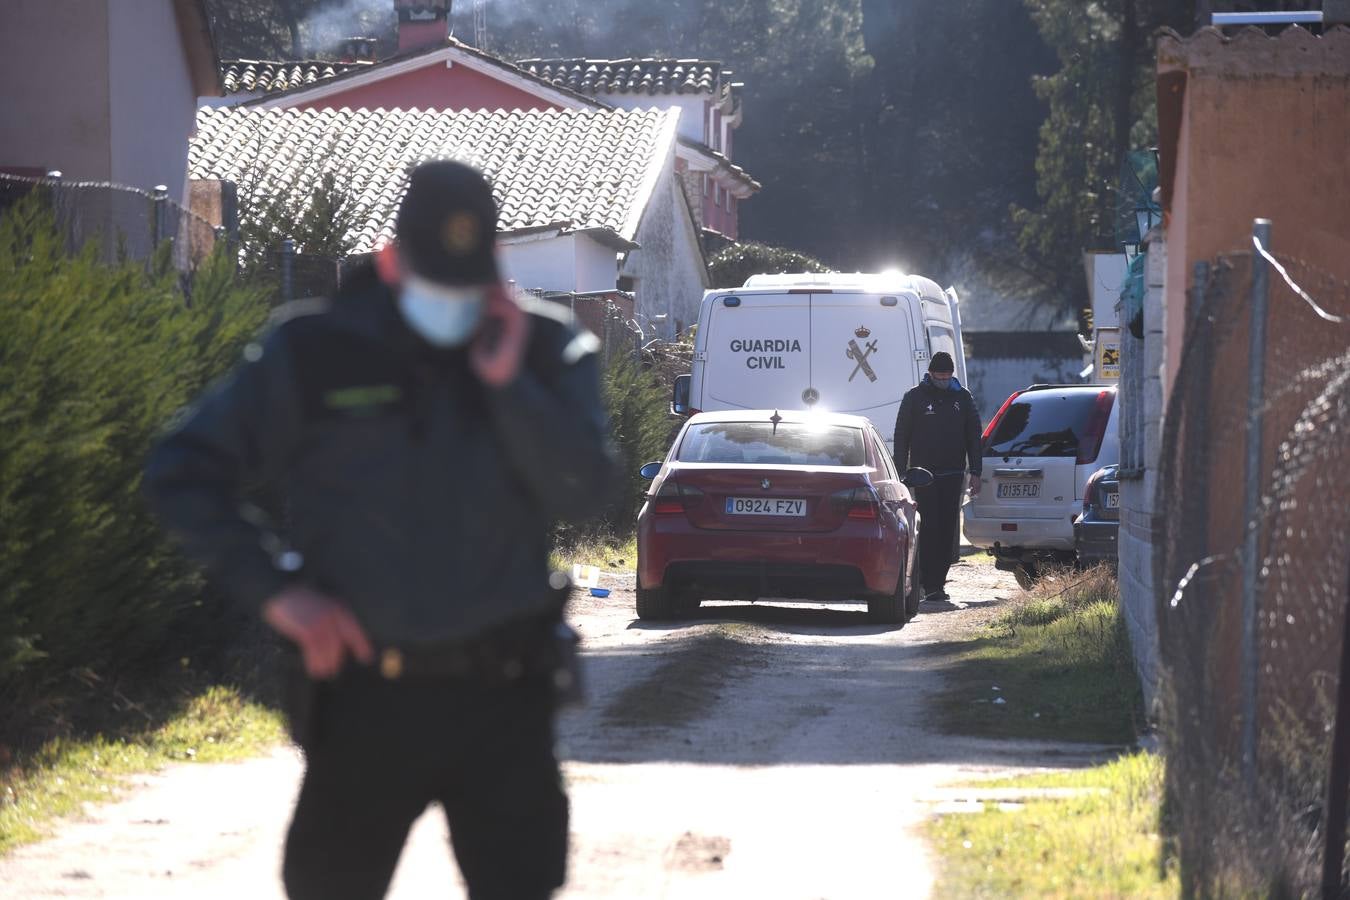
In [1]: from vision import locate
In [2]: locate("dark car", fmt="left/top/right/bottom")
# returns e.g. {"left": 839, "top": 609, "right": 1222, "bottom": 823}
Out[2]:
{"left": 1073, "top": 463, "right": 1119, "bottom": 569}
{"left": 635, "top": 410, "right": 932, "bottom": 624}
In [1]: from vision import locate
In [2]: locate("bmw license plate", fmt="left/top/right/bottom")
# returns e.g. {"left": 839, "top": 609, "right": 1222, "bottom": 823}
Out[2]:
{"left": 726, "top": 497, "right": 806, "bottom": 516}
{"left": 996, "top": 482, "right": 1040, "bottom": 499}
{"left": 1105, "top": 491, "right": 1120, "bottom": 508}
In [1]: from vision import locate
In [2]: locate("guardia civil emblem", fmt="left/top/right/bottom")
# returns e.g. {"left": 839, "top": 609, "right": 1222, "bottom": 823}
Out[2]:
{"left": 441, "top": 212, "right": 481, "bottom": 256}
{"left": 846, "top": 325, "right": 879, "bottom": 383}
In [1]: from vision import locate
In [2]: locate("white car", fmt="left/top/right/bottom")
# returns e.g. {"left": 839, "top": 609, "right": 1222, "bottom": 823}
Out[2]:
{"left": 963, "top": 384, "right": 1118, "bottom": 586}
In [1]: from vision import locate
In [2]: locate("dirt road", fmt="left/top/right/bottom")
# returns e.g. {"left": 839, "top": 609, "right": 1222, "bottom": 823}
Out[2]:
{"left": 1, "top": 555, "right": 1121, "bottom": 898}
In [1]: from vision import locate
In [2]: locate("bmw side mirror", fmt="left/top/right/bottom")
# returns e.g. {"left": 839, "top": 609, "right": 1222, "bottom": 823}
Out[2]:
{"left": 902, "top": 467, "right": 934, "bottom": 488}
{"left": 670, "top": 374, "right": 691, "bottom": 416}
{"left": 639, "top": 462, "right": 663, "bottom": 480}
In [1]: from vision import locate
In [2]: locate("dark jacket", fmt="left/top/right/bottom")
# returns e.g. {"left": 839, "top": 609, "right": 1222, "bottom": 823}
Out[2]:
{"left": 144, "top": 264, "right": 618, "bottom": 644}
{"left": 892, "top": 375, "right": 983, "bottom": 478}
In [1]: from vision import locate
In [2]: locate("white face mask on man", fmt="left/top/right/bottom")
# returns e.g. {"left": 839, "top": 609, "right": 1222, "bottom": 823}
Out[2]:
{"left": 397, "top": 274, "right": 487, "bottom": 347}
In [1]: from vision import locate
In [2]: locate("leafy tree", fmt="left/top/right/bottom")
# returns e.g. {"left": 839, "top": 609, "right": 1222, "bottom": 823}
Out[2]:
{"left": 1011, "top": 0, "right": 1193, "bottom": 325}
{"left": 203, "top": 0, "right": 396, "bottom": 59}
{"left": 708, "top": 241, "right": 832, "bottom": 289}
{"left": 237, "top": 171, "right": 361, "bottom": 277}
{"left": 0, "top": 197, "right": 268, "bottom": 689}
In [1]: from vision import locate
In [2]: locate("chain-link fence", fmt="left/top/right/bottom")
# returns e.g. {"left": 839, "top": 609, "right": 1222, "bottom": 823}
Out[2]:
{"left": 1157, "top": 235, "right": 1350, "bottom": 895}
{"left": 243, "top": 241, "right": 352, "bottom": 304}
{"left": 0, "top": 173, "right": 219, "bottom": 271}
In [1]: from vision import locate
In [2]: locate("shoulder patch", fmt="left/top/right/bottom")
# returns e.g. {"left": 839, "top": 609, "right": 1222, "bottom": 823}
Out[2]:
{"left": 517, "top": 293, "right": 578, "bottom": 328}
{"left": 561, "top": 330, "right": 602, "bottom": 365}
{"left": 268, "top": 297, "right": 332, "bottom": 327}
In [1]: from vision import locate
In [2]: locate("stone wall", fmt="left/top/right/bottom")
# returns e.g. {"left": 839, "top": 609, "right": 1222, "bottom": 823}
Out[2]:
{"left": 1117, "top": 233, "right": 1167, "bottom": 714}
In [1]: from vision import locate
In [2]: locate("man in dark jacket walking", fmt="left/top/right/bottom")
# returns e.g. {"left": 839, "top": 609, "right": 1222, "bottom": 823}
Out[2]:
{"left": 893, "top": 351, "right": 983, "bottom": 602}
{"left": 144, "top": 160, "right": 617, "bottom": 899}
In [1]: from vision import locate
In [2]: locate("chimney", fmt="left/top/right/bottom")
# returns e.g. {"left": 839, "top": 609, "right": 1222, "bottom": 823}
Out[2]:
{"left": 395, "top": 0, "right": 452, "bottom": 53}
{"left": 341, "top": 37, "right": 378, "bottom": 62}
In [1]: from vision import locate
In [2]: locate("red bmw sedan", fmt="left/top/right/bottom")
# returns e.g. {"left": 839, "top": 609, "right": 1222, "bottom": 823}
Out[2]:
{"left": 635, "top": 410, "right": 932, "bottom": 624}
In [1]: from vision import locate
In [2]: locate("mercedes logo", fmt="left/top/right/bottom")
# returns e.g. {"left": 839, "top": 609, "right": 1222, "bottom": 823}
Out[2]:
{"left": 761, "top": 478, "right": 771, "bottom": 490}
{"left": 802, "top": 387, "right": 819, "bottom": 406}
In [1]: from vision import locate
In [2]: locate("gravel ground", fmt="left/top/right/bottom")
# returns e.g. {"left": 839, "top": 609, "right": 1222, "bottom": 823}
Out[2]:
{"left": 0, "top": 552, "right": 1123, "bottom": 899}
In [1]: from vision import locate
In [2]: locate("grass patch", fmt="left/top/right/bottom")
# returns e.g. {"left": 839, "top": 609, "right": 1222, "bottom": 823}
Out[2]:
{"left": 551, "top": 533, "right": 637, "bottom": 573}
{"left": 930, "top": 565, "right": 1142, "bottom": 744}
{"left": 0, "top": 685, "right": 283, "bottom": 855}
{"left": 928, "top": 751, "right": 1179, "bottom": 898}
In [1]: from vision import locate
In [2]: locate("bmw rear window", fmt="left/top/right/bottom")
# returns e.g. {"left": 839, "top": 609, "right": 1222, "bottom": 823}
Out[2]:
{"left": 678, "top": 422, "right": 866, "bottom": 466}
{"left": 984, "top": 391, "right": 1110, "bottom": 458}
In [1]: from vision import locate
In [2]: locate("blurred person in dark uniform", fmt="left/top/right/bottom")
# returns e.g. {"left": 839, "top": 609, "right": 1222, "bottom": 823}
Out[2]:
{"left": 144, "top": 160, "right": 616, "bottom": 900}
{"left": 892, "top": 351, "right": 982, "bottom": 603}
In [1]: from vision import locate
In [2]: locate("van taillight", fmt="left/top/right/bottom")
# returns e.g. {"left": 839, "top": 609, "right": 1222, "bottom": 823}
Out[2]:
{"left": 831, "top": 487, "right": 879, "bottom": 520}
{"left": 982, "top": 390, "right": 1021, "bottom": 446}
{"left": 652, "top": 480, "right": 704, "bottom": 515}
{"left": 1076, "top": 390, "right": 1113, "bottom": 465}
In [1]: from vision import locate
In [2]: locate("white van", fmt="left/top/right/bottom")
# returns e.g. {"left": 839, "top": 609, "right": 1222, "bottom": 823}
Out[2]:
{"left": 672, "top": 272, "right": 967, "bottom": 453}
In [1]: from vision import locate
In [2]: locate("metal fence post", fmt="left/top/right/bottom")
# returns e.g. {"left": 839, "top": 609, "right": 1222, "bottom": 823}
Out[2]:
{"left": 280, "top": 238, "right": 295, "bottom": 302}
{"left": 1323, "top": 557, "right": 1350, "bottom": 899}
{"left": 221, "top": 180, "right": 240, "bottom": 249}
{"left": 151, "top": 185, "right": 170, "bottom": 249}
{"left": 1241, "top": 218, "right": 1272, "bottom": 789}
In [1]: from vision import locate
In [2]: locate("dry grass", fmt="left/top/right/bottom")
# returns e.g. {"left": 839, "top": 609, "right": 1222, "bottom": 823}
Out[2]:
{"left": 928, "top": 565, "right": 1144, "bottom": 744}
{"left": 551, "top": 533, "right": 638, "bottom": 574}
{"left": 0, "top": 686, "right": 283, "bottom": 855}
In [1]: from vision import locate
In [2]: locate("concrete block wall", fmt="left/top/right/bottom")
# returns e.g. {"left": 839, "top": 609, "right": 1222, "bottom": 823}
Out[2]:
{"left": 1118, "top": 234, "right": 1168, "bottom": 715}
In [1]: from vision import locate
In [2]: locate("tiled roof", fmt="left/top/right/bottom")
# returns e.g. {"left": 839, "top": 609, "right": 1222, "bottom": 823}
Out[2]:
{"left": 231, "top": 40, "right": 610, "bottom": 110}
{"left": 189, "top": 106, "right": 680, "bottom": 253}
{"left": 1158, "top": 24, "right": 1350, "bottom": 74}
{"left": 519, "top": 58, "right": 726, "bottom": 95}
{"left": 220, "top": 59, "right": 374, "bottom": 94}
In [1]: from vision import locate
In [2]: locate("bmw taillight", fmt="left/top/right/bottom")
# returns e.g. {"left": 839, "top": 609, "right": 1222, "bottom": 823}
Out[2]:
{"left": 982, "top": 390, "right": 1021, "bottom": 449}
{"left": 831, "top": 487, "right": 879, "bottom": 520}
{"left": 1076, "top": 390, "right": 1114, "bottom": 465}
{"left": 651, "top": 479, "right": 704, "bottom": 515}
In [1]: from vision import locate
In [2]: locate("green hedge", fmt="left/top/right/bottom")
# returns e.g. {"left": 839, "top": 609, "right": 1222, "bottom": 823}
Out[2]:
{"left": 598, "top": 353, "right": 675, "bottom": 532}
{"left": 707, "top": 241, "right": 832, "bottom": 289}
{"left": 0, "top": 198, "right": 268, "bottom": 689}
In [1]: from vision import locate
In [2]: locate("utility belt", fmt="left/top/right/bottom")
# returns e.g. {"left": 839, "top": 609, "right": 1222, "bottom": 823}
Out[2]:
{"left": 280, "top": 592, "right": 584, "bottom": 750}
{"left": 372, "top": 612, "right": 562, "bottom": 683}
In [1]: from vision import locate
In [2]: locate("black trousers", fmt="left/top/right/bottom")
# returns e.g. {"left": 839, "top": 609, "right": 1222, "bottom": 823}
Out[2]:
{"left": 915, "top": 472, "right": 965, "bottom": 595}
{"left": 282, "top": 665, "right": 567, "bottom": 900}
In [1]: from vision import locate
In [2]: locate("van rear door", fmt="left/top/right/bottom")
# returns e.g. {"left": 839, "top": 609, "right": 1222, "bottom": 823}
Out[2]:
{"left": 700, "top": 292, "right": 812, "bottom": 412}
{"left": 808, "top": 292, "right": 918, "bottom": 448}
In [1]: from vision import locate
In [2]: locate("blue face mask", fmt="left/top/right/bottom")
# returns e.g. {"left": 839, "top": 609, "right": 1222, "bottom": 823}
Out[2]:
{"left": 397, "top": 275, "right": 486, "bottom": 347}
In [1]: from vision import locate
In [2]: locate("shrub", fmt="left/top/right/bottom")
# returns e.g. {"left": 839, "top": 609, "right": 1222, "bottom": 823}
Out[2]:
{"left": 600, "top": 352, "right": 676, "bottom": 532}
{"left": 707, "top": 241, "right": 832, "bottom": 289}
{"left": 0, "top": 197, "right": 268, "bottom": 691}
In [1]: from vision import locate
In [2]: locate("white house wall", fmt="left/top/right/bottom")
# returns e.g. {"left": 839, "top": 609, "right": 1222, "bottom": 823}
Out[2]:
{"left": 499, "top": 233, "right": 616, "bottom": 295}
{"left": 109, "top": 0, "right": 196, "bottom": 204}
{"left": 499, "top": 234, "right": 579, "bottom": 295}
{"left": 623, "top": 171, "right": 708, "bottom": 340}
{"left": 573, "top": 237, "right": 619, "bottom": 292}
